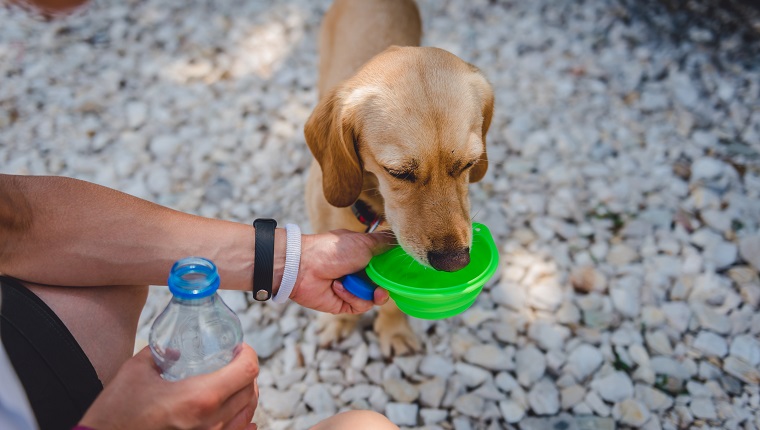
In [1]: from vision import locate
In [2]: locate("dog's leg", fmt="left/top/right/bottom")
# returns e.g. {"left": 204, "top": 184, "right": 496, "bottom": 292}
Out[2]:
{"left": 374, "top": 301, "right": 421, "bottom": 356}
{"left": 316, "top": 313, "right": 362, "bottom": 346}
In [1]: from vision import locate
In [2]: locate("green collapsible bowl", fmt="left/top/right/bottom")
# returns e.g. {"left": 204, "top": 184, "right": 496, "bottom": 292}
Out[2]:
{"left": 365, "top": 223, "right": 499, "bottom": 320}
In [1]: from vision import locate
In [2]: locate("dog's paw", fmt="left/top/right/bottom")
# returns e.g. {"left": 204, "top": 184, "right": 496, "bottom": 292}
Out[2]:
{"left": 374, "top": 312, "right": 422, "bottom": 357}
{"left": 316, "top": 313, "right": 360, "bottom": 347}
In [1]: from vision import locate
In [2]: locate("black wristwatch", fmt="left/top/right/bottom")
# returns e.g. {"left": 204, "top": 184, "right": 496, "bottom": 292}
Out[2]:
{"left": 252, "top": 218, "right": 277, "bottom": 301}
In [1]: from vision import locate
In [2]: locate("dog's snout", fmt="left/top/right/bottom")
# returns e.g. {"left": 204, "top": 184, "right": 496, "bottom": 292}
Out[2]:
{"left": 428, "top": 247, "right": 470, "bottom": 272}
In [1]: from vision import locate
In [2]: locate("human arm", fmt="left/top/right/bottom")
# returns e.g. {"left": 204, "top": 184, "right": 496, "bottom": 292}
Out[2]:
{"left": 0, "top": 174, "right": 393, "bottom": 313}
{"left": 78, "top": 345, "right": 259, "bottom": 430}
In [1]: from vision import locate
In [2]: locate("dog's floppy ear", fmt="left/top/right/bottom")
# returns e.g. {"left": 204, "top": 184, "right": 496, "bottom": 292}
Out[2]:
{"left": 304, "top": 88, "right": 363, "bottom": 207}
{"left": 469, "top": 69, "right": 494, "bottom": 183}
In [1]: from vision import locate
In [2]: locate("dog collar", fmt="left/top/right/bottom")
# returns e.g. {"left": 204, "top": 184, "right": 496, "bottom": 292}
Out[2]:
{"left": 351, "top": 199, "right": 383, "bottom": 233}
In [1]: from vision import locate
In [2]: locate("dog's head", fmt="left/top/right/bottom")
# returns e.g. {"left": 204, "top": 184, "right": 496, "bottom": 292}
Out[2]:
{"left": 305, "top": 46, "right": 494, "bottom": 272}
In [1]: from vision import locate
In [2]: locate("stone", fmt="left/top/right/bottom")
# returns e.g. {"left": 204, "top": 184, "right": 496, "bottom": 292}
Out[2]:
{"left": 692, "top": 331, "right": 728, "bottom": 357}
{"left": 641, "top": 306, "right": 666, "bottom": 328}
{"left": 515, "top": 345, "right": 546, "bottom": 386}
{"left": 418, "top": 377, "right": 446, "bottom": 408}
{"left": 499, "top": 400, "right": 525, "bottom": 423}
{"left": 455, "top": 363, "right": 491, "bottom": 388}
{"left": 565, "top": 344, "right": 604, "bottom": 381}
{"left": 528, "top": 280, "right": 564, "bottom": 311}
{"left": 494, "top": 371, "right": 519, "bottom": 393}
{"left": 585, "top": 390, "right": 611, "bottom": 417}
{"left": 454, "top": 393, "right": 485, "bottom": 417}
{"left": 729, "top": 335, "right": 760, "bottom": 366}
{"left": 607, "top": 244, "right": 639, "bottom": 265}
{"left": 635, "top": 384, "right": 674, "bottom": 411}
{"left": 613, "top": 399, "right": 652, "bottom": 427}
{"left": 419, "top": 355, "right": 455, "bottom": 379}
{"left": 739, "top": 235, "right": 760, "bottom": 272}
{"left": 492, "top": 280, "right": 527, "bottom": 310}
{"left": 556, "top": 301, "right": 582, "bottom": 324}
{"left": 340, "top": 384, "right": 373, "bottom": 403}
{"left": 723, "top": 356, "right": 760, "bottom": 384}
{"left": 420, "top": 409, "right": 448, "bottom": 425}
{"left": 460, "top": 307, "right": 498, "bottom": 328}
{"left": 303, "top": 384, "right": 336, "bottom": 414}
{"left": 645, "top": 330, "right": 674, "bottom": 356}
{"left": 591, "top": 371, "right": 634, "bottom": 403}
{"left": 702, "top": 240, "right": 738, "bottom": 270}
{"left": 701, "top": 209, "right": 732, "bottom": 232}
{"left": 351, "top": 342, "right": 369, "bottom": 369}
{"left": 691, "top": 303, "right": 732, "bottom": 334}
{"left": 260, "top": 388, "right": 301, "bottom": 419}
{"left": 561, "top": 384, "right": 586, "bottom": 410}
{"left": 383, "top": 378, "right": 419, "bottom": 403}
{"left": 691, "top": 157, "right": 732, "bottom": 191}
{"left": 520, "top": 414, "right": 615, "bottom": 430}
{"left": 244, "top": 324, "right": 282, "bottom": 359}
{"left": 149, "top": 134, "right": 181, "bottom": 158}
{"left": 570, "top": 266, "right": 607, "bottom": 293}
{"left": 527, "top": 320, "right": 570, "bottom": 351}
{"left": 528, "top": 378, "right": 561, "bottom": 415}
{"left": 385, "top": 403, "right": 418, "bottom": 427}
{"left": 689, "top": 397, "right": 717, "bottom": 420}
{"left": 463, "top": 344, "right": 513, "bottom": 371}
{"left": 650, "top": 356, "right": 690, "bottom": 380}
{"left": 611, "top": 279, "right": 641, "bottom": 318}
{"left": 126, "top": 100, "right": 148, "bottom": 128}
{"left": 393, "top": 356, "right": 421, "bottom": 377}
{"left": 740, "top": 284, "right": 760, "bottom": 307}
{"left": 661, "top": 302, "right": 692, "bottom": 333}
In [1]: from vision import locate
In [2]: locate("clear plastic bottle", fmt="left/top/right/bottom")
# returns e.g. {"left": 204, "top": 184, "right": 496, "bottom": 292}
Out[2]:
{"left": 149, "top": 257, "right": 243, "bottom": 381}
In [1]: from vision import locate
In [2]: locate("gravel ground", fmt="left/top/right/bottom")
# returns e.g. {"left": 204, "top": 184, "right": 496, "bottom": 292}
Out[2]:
{"left": 2, "top": 0, "right": 760, "bottom": 429}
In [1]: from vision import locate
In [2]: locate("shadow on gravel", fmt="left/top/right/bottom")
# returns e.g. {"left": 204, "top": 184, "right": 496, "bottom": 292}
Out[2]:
{"left": 616, "top": 0, "right": 760, "bottom": 68}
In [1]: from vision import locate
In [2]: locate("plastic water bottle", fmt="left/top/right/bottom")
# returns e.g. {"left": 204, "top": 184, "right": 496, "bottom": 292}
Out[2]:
{"left": 149, "top": 257, "right": 243, "bottom": 381}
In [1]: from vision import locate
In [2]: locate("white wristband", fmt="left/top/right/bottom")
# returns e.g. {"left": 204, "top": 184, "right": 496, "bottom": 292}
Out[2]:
{"left": 272, "top": 223, "right": 301, "bottom": 304}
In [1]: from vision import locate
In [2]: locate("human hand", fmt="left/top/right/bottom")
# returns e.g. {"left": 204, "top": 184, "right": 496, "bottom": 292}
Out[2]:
{"left": 79, "top": 345, "right": 259, "bottom": 430}
{"left": 289, "top": 229, "right": 396, "bottom": 314}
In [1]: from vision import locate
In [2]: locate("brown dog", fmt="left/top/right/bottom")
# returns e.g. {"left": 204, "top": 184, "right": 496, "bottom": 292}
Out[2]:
{"left": 305, "top": 0, "right": 494, "bottom": 356}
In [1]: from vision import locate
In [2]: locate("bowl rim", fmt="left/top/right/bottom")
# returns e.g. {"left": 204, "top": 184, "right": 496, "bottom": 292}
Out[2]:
{"left": 365, "top": 223, "right": 499, "bottom": 296}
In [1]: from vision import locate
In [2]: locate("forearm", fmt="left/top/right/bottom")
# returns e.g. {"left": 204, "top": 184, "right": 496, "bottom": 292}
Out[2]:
{"left": 0, "top": 175, "right": 285, "bottom": 292}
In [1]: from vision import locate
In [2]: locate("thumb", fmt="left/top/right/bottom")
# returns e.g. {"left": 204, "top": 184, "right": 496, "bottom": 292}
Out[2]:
{"left": 132, "top": 346, "right": 157, "bottom": 364}
{"left": 366, "top": 231, "right": 397, "bottom": 256}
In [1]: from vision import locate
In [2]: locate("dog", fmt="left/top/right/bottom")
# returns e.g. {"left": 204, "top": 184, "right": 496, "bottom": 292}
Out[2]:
{"left": 304, "top": 0, "right": 494, "bottom": 356}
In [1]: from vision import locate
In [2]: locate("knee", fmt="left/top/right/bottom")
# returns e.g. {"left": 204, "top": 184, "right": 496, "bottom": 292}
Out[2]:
{"left": 311, "top": 410, "right": 399, "bottom": 430}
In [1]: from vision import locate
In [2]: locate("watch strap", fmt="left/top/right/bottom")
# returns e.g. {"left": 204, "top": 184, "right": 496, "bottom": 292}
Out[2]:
{"left": 252, "top": 218, "right": 277, "bottom": 301}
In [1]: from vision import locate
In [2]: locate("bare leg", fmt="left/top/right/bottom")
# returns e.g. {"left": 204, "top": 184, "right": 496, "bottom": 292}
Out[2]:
{"left": 310, "top": 410, "right": 399, "bottom": 430}
{"left": 22, "top": 282, "right": 148, "bottom": 385}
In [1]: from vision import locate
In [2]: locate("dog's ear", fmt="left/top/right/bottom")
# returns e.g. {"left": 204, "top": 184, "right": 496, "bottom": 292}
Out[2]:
{"left": 469, "top": 69, "right": 494, "bottom": 183}
{"left": 304, "top": 88, "right": 363, "bottom": 207}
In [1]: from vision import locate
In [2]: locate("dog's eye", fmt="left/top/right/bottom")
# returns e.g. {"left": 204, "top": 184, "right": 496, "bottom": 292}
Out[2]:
{"left": 458, "top": 160, "right": 477, "bottom": 175}
{"left": 385, "top": 167, "right": 416, "bottom": 182}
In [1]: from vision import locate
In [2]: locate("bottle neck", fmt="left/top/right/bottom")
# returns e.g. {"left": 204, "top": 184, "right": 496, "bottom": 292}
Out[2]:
{"left": 171, "top": 294, "right": 215, "bottom": 306}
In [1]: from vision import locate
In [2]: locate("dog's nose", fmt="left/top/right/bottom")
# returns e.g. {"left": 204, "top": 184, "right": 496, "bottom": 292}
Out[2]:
{"left": 428, "top": 247, "right": 470, "bottom": 272}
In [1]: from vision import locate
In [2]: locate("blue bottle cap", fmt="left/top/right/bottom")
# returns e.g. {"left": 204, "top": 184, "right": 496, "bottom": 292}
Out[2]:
{"left": 168, "top": 257, "right": 220, "bottom": 299}
{"left": 342, "top": 271, "right": 377, "bottom": 301}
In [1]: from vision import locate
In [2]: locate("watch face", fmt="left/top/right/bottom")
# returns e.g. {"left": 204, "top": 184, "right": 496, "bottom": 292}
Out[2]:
{"left": 255, "top": 290, "right": 270, "bottom": 301}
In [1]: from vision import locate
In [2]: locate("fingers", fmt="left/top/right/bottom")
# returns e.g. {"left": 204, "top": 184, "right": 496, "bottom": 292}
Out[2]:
{"left": 216, "top": 384, "right": 256, "bottom": 430}
{"left": 373, "top": 287, "right": 390, "bottom": 306}
{"left": 332, "top": 280, "right": 374, "bottom": 314}
{"left": 190, "top": 344, "right": 259, "bottom": 397}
